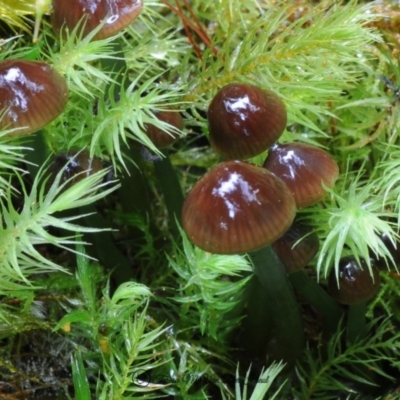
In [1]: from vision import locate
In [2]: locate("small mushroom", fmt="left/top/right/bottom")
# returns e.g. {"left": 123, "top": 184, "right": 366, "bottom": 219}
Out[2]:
{"left": 52, "top": 0, "right": 143, "bottom": 40}
{"left": 182, "top": 160, "right": 296, "bottom": 254}
{"left": 0, "top": 59, "right": 68, "bottom": 135}
{"left": 272, "top": 218, "right": 319, "bottom": 273}
{"left": 48, "top": 150, "right": 105, "bottom": 190}
{"left": 371, "top": 231, "right": 400, "bottom": 270}
{"left": 144, "top": 110, "right": 183, "bottom": 149}
{"left": 208, "top": 83, "right": 287, "bottom": 160}
{"left": 263, "top": 143, "right": 339, "bottom": 208}
{"left": 327, "top": 256, "right": 380, "bottom": 305}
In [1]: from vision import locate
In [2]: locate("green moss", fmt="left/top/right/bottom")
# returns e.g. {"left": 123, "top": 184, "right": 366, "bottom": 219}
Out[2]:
{"left": 1, "top": 1, "right": 400, "bottom": 398}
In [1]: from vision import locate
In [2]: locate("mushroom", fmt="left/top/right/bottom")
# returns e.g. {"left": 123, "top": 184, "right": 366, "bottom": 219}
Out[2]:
{"left": 327, "top": 256, "right": 380, "bottom": 305}
{"left": 0, "top": 59, "right": 68, "bottom": 135}
{"left": 48, "top": 150, "right": 105, "bottom": 191}
{"left": 52, "top": 0, "right": 143, "bottom": 40}
{"left": 181, "top": 160, "right": 296, "bottom": 254}
{"left": 263, "top": 142, "right": 339, "bottom": 208}
{"left": 272, "top": 218, "right": 319, "bottom": 273}
{"left": 208, "top": 83, "right": 287, "bottom": 160}
{"left": 144, "top": 110, "right": 183, "bottom": 149}
{"left": 372, "top": 231, "right": 400, "bottom": 270}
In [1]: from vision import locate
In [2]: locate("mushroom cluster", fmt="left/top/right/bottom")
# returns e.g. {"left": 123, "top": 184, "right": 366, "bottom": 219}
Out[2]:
{"left": 0, "top": 59, "right": 68, "bottom": 135}
{"left": 182, "top": 82, "right": 339, "bottom": 261}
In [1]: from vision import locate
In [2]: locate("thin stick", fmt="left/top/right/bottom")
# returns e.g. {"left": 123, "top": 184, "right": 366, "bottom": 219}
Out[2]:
{"left": 160, "top": 0, "right": 219, "bottom": 57}
{"left": 175, "top": 0, "right": 203, "bottom": 59}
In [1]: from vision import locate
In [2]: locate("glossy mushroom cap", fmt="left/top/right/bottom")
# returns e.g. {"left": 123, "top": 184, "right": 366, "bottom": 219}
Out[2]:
{"left": 49, "top": 150, "right": 104, "bottom": 190}
{"left": 208, "top": 83, "right": 287, "bottom": 160}
{"left": 263, "top": 143, "right": 339, "bottom": 208}
{"left": 0, "top": 60, "right": 68, "bottom": 135}
{"left": 52, "top": 0, "right": 143, "bottom": 40}
{"left": 372, "top": 231, "right": 400, "bottom": 270}
{"left": 327, "top": 256, "right": 380, "bottom": 305}
{"left": 182, "top": 160, "right": 297, "bottom": 254}
{"left": 145, "top": 110, "right": 183, "bottom": 149}
{"left": 272, "top": 219, "right": 319, "bottom": 273}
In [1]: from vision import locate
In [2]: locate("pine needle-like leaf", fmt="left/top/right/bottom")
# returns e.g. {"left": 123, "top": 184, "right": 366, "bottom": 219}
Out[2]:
{"left": 310, "top": 167, "right": 398, "bottom": 281}
{"left": 90, "top": 73, "right": 185, "bottom": 168}
{"left": 376, "top": 144, "right": 400, "bottom": 222}
{"left": 296, "top": 318, "right": 400, "bottom": 400}
{"left": 98, "top": 307, "right": 170, "bottom": 398}
{"left": 47, "top": 20, "right": 120, "bottom": 98}
{"left": 169, "top": 227, "right": 252, "bottom": 339}
{"left": 0, "top": 120, "right": 32, "bottom": 196}
{"left": 183, "top": 1, "right": 382, "bottom": 139}
{"left": 235, "top": 361, "right": 286, "bottom": 400}
{"left": 0, "top": 0, "right": 36, "bottom": 33}
{"left": 0, "top": 160, "right": 119, "bottom": 292}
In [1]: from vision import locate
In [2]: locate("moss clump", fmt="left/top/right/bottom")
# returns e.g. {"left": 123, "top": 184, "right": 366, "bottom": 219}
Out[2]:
{"left": 2, "top": 1, "right": 400, "bottom": 398}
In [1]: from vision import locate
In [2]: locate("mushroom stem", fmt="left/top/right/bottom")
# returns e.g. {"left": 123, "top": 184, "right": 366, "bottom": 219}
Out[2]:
{"left": 241, "top": 276, "right": 273, "bottom": 357}
{"left": 25, "top": 131, "right": 48, "bottom": 178}
{"left": 153, "top": 150, "right": 184, "bottom": 238}
{"left": 248, "top": 245, "right": 305, "bottom": 364}
{"left": 118, "top": 146, "right": 161, "bottom": 247}
{"left": 82, "top": 204, "right": 135, "bottom": 286}
{"left": 289, "top": 270, "right": 343, "bottom": 336}
{"left": 346, "top": 302, "right": 367, "bottom": 345}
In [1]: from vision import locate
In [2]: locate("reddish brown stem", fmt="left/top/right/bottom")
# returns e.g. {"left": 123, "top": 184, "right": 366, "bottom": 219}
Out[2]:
{"left": 175, "top": 0, "right": 203, "bottom": 58}
{"left": 182, "top": 0, "right": 209, "bottom": 43}
{"left": 160, "top": 0, "right": 219, "bottom": 57}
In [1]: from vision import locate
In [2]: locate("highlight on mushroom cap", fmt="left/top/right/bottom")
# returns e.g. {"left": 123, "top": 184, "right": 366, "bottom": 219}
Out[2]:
{"left": 208, "top": 83, "right": 287, "bottom": 160}
{"left": 52, "top": 0, "right": 143, "bottom": 40}
{"left": 182, "top": 160, "right": 297, "bottom": 254}
{"left": 0, "top": 59, "right": 68, "bottom": 136}
{"left": 48, "top": 150, "right": 105, "bottom": 189}
{"left": 327, "top": 256, "right": 381, "bottom": 305}
{"left": 263, "top": 142, "right": 339, "bottom": 208}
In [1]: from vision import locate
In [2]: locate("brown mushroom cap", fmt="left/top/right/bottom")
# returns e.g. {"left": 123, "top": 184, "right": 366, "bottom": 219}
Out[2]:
{"left": 52, "top": 0, "right": 143, "bottom": 40}
{"left": 371, "top": 231, "right": 400, "bottom": 271}
{"left": 263, "top": 143, "right": 339, "bottom": 208}
{"left": 327, "top": 256, "right": 380, "bottom": 305}
{"left": 49, "top": 150, "right": 104, "bottom": 189}
{"left": 182, "top": 160, "right": 297, "bottom": 254}
{"left": 144, "top": 110, "right": 183, "bottom": 149}
{"left": 272, "top": 219, "right": 319, "bottom": 273}
{"left": 208, "top": 83, "right": 287, "bottom": 160}
{"left": 0, "top": 60, "right": 68, "bottom": 135}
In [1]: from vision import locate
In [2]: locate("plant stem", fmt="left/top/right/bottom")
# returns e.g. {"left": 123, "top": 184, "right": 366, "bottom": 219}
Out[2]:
{"left": 153, "top": 150, "right": 184, "bottom": 238}
{"left": 25, "top": 131, "right": 48, "bottom": 178}
{"left": 241, "top": 275, "right": 273, "bottom": 358}
{"left": 346, "top": 302, "right": 367, "bottom": 345}
{"left": 248, "top": 245, "right": 305, "bottom": 364}
{"left": 82, "top": 204, "right": 134, "bottom": 286}
{"left": 289, "top": 270, "right": 343, "bottom": 337}
{"left": 118, "top": 149, "right": 151, "bottom": 214}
